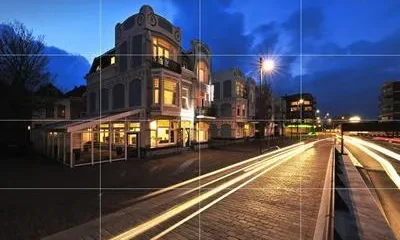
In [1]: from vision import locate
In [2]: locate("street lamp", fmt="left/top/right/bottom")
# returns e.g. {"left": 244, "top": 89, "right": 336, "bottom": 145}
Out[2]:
{"left": 258, "top": 57, "right": 276, "bottom": 154}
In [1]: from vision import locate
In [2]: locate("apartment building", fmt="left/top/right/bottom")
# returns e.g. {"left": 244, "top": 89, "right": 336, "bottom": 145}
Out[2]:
{"left": 379, "top": 81, "right": 400, "bottom": 120}
{"left": 210, "top": 68, "right": 256, "bottom": 139}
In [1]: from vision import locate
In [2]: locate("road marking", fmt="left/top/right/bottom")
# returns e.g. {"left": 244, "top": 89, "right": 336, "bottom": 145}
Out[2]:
{"left": 109, "top": 142, "right": 316, "bottom": 240}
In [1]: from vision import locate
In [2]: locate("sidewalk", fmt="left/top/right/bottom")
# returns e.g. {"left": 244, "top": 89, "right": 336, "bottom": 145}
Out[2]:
{"left": 0, "top": 137, "right": 299, "bottom": 239}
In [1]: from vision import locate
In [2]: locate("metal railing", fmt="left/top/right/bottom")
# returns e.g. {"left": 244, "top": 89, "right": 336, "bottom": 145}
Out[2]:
{"left": 151, "top": 56, "right": 182, "bottom": 74}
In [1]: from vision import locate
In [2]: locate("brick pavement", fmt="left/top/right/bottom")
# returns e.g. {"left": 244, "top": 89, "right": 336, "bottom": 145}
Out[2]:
{"left": 43, "top": 139, "right": 333, "bottom": 240}
{"left": 163, "top": 139, "right": 333, "bottom": 240}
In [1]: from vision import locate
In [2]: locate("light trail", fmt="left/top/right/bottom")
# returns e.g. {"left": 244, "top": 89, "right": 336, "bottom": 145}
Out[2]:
{"left": 347, "top": 137, "right": 400, "bottom": 162}
{"left": 109, "top": 141, "right": 317, "bottom": 240}
{"left": 134, "top": 142, "right": 305, "bottom": 202}
{"left": 178, "top": 145, "right": 303, "bottom": 197}
{"left": 345, "top": 137, "right": 400, "bottom": 189}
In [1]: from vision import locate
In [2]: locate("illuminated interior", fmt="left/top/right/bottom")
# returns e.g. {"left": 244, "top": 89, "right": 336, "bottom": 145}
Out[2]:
{"left": 197, "top": 60, "right": 209, "bottom": 83}
{"left": 153, "top": 78, "right": 159, "bottom": 104}
{"left": 164, "top": 78, "right": 177, "bottom": 105}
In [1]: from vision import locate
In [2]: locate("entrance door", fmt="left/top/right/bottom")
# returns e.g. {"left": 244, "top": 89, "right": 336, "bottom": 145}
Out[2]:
{"left": 126, "top": 132, "right": 139, "bottom": 158}
{"left": 183, "top": 128, "right": 190, "bottom": 147}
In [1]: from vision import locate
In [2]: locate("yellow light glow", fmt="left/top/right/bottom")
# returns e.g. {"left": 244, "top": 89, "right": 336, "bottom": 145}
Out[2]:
{"left": 298, "top": 98, "right": 304, "bottom": 104}
{"left": 349, "top": 116, "right": 361, "bottom": 123}
{"left": 262, "top": 59, "right": 275, "bottom": 72}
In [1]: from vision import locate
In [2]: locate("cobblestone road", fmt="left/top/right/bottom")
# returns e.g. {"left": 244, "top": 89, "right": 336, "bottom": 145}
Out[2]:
{"left": 44, "top": 139, "right": 333, "bottom": 240}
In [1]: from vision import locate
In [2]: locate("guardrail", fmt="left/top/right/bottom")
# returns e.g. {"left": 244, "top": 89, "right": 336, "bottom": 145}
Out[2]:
{"left": 313, "top": 146, "right": 336, "bottom": 240}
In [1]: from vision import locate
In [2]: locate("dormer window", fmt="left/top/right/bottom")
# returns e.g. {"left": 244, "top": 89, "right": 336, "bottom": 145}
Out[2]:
{"left": 96, "top": 65, "right": 101, "bottom": 71}
{"left": 111, "top": 56, "right": 116, "bottom": 65}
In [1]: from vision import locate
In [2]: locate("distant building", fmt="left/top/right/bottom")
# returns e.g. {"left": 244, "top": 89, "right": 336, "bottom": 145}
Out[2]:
{"left": 282, "top": 93, "right": 317, "bottom": 135}
{"left": 32, "top": 84, "right": 86, "bottom": 129}
{"left": 379, "top": 81, "right": 400, "bottom": 120}
{"left": 210, "top": 68, "right": 256, "bottom": 139}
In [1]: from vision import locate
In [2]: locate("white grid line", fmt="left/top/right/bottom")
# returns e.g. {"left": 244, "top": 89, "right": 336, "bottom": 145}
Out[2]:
{"left": 2, "top": 1, "right": 400, "bottom": 239}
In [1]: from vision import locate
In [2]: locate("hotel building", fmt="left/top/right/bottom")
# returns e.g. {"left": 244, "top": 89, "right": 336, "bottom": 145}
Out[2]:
{"left": 32, "top": 5, "right": 213, "bottom": 167}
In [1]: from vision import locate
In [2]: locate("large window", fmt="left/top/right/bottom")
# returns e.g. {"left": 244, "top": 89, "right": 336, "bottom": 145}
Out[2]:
{"left": 164, "top": 78, "right": 177, "bottom": 105}
{"left": 150, "top": 120, "right": 177, "bottom": 148}
{"left": 197, "top": 60, "right": 209, "bottom": 83}
{"left": 113, "top": 84, "right": 125, "bottom": 109}
{"left": 129, "top": 79, "right": 141, "bottom": 107}
{"left": 236, "top": 82, "right": 244, "bottom": 97}
{"left": 196, "top": 122, "right": 208, "bottom": 142}
{"left": 153, "top": 78, "right": 159, "bottom": 104}
{"left": 46, "top": 105, "right": 55, "bottom": 118}
{"left": 57, "top": 104, "right": 65, "bottom": 118}
{"left": 223, "top": 80, "right": 232, "bottom": 98}
{"left": 153, "top": 37, "right": 174, "bottom": 63}
{"left": 182, "top": 87, "right": 189, "bottom": 109}
{"left": 101, "top": 88, "right": 109, "bottom": 111}
{"left": 89, "top": 91, "right": 97, "bottom": 113}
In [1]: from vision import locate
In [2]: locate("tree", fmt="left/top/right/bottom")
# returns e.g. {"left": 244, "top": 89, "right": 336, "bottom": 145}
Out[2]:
{"left": 0, "top": 21, "right": 52, "bottom": 145}
{"left": 0, "top": 21, "right": 51, "bottom": 119}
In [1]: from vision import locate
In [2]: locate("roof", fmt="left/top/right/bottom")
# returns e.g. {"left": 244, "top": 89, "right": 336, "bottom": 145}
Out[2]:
{"left": 65, "top": 85, "right": 86, "bottom": 98}
{"left": 88, "top": 48, "right": 115, "bottom": 74}
{"left": 36, "top": 83, "right": 63, "bottom": 98}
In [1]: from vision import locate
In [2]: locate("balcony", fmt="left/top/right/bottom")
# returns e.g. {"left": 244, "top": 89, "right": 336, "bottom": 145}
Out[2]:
{"left": 195, "top": 107, "right": 216, "bottom": 117}
{"left": 152, "top": 56, "right": 182, "bottom": 74}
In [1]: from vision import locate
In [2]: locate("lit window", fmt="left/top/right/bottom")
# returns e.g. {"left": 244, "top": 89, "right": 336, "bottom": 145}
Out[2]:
{"left": 290, "top": 107, "right": 298, "bottom": 112}
{"left": 182, "top": 88, "right": 189, "bottom": 109}
{"left": 150, "top": 120, "right": 177, "bottom": 148}
{"left": 197, "top": 61, "right": 209, "bottom": 83}
{"left": 164, "top": 78, "right": 177, "bottom": 105}
{"left": 111, "top": 57, "right": 115, "bottom": 65}
{"left": 303, "top": 100, "right": 311, "bottom": 105}
{"left": 290, "top": 101, "right": 297, "bottom": 106}
{"left": 152, "top": 37, "right": 173, "bottom": 62}
{"left": 153, "top": 78, "right": 159, "bottom": 104}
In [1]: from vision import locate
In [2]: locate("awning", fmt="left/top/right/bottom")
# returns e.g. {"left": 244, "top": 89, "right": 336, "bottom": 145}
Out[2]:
{"left": 66, "top": 109, "right": 143, "bottom": 133}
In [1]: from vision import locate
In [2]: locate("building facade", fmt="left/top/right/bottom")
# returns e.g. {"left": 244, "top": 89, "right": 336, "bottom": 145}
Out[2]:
{"left": 282, "top": 93, "right": 317, "bottom": 135}
{"left": 210, "top": 68, "right": 256, "bottom": 139}
{"left": 379, "top": 81, "right": 400, "bottom": 120}
{"left": 31, "top": 5, "right": 214, "bottom": 167}
{"left": 84, "top": 5, "right": 213, "bottom": 153}
{"left": 32, "top": 85, "right": 86, "bottom": 129}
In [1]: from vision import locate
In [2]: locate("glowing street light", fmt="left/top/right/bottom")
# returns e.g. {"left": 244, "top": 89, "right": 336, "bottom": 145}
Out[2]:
{"left": 298, "top": 98, "right": 304, "bottom": 105}
{"left": 316, "top": 109, "right": 320, "bottom": 114}
{"left": 349, "top": 116, "right": 361, "bottom": 123}
{"left": 262, "top": 59, "right": 276, "bottom": 73}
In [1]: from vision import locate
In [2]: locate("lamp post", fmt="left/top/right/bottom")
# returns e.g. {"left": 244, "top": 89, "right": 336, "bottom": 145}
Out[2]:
{"left": 258, "top": 57, "right": 275, "bottom": 154}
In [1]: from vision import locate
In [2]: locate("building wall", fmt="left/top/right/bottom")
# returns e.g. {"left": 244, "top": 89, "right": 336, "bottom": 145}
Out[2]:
{"left": 84, "top": 5, "right": 213, "bottom": 150}
{"left": 379, "top": 81, "right": 400, "bottom": 120}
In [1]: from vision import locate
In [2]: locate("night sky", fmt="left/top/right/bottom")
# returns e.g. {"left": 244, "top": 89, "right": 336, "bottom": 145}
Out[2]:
{"left": 1, "top": 0, "right": 400, "bottom": 119}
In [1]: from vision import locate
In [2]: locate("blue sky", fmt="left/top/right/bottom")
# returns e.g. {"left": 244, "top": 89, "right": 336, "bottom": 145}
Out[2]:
{"left": 1, "top": 0, "right": 400, "bottom": 118}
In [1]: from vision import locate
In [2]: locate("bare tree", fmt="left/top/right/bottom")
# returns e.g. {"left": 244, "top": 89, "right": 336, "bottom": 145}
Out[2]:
{"left": 0, "top": 21, "right": 50, "bottom": 90}
{"left": 0, "top": 21, "right": 52, "bottom": 120}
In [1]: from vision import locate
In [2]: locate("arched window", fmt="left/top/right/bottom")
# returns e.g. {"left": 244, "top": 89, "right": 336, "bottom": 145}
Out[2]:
{"left": 112, "top": 83, "right": 125, "bottom": 109}
{"left": 88, "top": 91, "right": 97, "bottom": 113}
{"left": 197, "top": 60, "right": 209, "bottom": 83}
{"left": 223, "top": 80, "right": 231, "bottom": 98}
{"left": 101, "top": 88, "right": 109, "bottom": 111}
{"left": 220, "top": 103, "right": 232, "bottom": 117}
{"left": 129, "top": 79, "right": 141, "bottom": 107}
{"left": 221, "top": 124, "right": 231, "bottom": 138}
